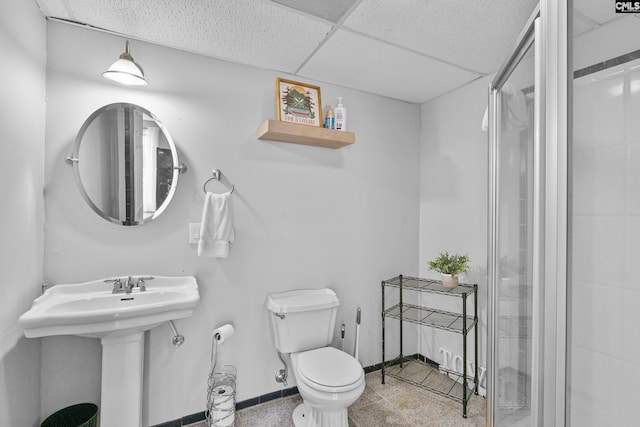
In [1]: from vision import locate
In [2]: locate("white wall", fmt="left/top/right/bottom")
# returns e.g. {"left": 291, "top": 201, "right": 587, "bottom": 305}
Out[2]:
{"left": 0, "top": 0, "right": 46, "bottom": 426}
{"left": 418, "top": 76, "right": 491, "bottom": 377}
{"left": 42, "top": 21, "right": 420, "bottom": 425}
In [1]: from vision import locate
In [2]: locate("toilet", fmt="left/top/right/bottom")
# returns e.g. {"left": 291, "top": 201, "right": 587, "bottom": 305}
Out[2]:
{"left": 265, "top": 288, "right": 365, "bottom": 427}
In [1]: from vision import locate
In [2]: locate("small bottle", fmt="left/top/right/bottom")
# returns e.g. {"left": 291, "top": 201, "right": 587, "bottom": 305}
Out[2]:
{"left": 334, "top": 97, "right": 347, "bottom": 131}
{"left": 324, "top": 107, "right": 335, "bottom": 129}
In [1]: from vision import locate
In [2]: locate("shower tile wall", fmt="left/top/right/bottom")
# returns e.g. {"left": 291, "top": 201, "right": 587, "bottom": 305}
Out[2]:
{"left": 571, "top": 61, "right": 640, "bottom": 427}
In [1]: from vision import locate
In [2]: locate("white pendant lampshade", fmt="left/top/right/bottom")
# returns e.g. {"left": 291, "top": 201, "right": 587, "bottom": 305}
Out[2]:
{"left": 102, "top": 41, "right": 148, "bottom": 86}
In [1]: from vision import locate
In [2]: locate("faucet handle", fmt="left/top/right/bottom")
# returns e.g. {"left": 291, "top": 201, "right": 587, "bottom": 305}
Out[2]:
{"left": 105, "top": 278, "right": 123, "bottom": 293}
{"left": 136, "top": 276, "right": 153, "bottom": 291}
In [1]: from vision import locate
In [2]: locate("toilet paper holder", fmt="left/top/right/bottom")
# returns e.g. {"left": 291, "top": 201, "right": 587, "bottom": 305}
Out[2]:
{"left": 207, "top": 365, "right": 237, "bottom": 427}
{"left": 207, "top": 324, "right": 236, "bottom": 427}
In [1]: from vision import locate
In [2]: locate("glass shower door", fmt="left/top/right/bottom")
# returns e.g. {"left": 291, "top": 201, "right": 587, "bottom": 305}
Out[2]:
{"left": 488, "top": 10, "right": 541, "bottom": 427}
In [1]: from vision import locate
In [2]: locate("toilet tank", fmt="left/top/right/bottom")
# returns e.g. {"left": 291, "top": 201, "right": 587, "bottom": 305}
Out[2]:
{"left": 265, "top": 288, "right": 339, "bottom": 354}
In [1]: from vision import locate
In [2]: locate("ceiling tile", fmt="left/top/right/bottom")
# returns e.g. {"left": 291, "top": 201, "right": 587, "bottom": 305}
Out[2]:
{"left": 343, "top": 0, "right": 538, "bottom": 74}
{"left": 573, "top": 9, "right": 600, "bottom": 37}
{"left": 38, "top": 0, "right": 332, "bottom": 73}
{"left": 573, "top": 16, "right": 640, "bottom": 71}
{"left": 270, "top": 0, "right": 359, "bottom": 23}
{"left": 297, "top": 29, "right": 480, "bottom": 104}
{"left": 574, "top": 0, "right": 619, "bottom": 25}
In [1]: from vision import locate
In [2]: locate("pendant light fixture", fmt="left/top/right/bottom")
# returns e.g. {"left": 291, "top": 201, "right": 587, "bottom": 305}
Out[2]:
{"left": 102, "top": 40, "right": 148, "bottom": 86}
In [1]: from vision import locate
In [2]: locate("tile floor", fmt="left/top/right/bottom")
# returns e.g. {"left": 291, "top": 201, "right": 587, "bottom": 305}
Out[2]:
{"left": 190, "top": 366, "right": 486, "bottom": 427}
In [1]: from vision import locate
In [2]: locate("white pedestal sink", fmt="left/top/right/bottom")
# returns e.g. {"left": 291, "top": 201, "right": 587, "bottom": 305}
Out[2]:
{"left": 19, "top": 275, "right": 200, "bottom": 427}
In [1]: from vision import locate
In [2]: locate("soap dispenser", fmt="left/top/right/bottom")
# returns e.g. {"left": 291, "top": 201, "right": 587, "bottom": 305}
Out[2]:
{"left": 334, "top": 97, "right": 347, "bottom": 131}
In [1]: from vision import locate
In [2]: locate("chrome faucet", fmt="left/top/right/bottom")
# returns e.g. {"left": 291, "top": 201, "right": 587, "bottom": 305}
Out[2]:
{"left": 124, "top": 276, "right": 134, "bottom": 294}
{"left": 106, "top": 276, "right": 153, "bottom": 294}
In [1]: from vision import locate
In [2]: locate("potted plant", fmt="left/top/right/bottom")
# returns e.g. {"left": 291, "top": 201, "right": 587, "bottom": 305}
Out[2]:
{"left": 428, "top": 252, "right": 470, "bottom": 288}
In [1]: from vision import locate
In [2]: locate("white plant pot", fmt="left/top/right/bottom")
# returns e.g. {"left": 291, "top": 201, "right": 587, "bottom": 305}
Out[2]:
{"left": 441, "top": 274, "right": 459, "bottom": 289}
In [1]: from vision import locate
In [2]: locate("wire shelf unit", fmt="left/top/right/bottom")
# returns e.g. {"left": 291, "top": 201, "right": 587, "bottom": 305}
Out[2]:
{"left": 381, "top": 274, "right": 479, "bottom": 418}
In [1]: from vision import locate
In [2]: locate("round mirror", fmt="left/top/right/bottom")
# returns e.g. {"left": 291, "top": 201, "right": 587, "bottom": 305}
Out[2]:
{"left": 69, "top": 103, "right": 184, "bottom": 225}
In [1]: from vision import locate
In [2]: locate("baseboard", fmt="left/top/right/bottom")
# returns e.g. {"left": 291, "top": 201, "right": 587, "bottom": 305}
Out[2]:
{"left": 150, "top": 356, "right": 432, "bottom": 427}
{"left": 235, "top": 384, "right": 300, "bottom": 411}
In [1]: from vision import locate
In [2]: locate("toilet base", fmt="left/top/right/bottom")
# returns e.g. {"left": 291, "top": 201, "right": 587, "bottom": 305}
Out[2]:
{"left": 292, "top": 403, "right": 307, "bottom": 427}
{"left": 292, "top": 402, "right": 349, "bottom": 427}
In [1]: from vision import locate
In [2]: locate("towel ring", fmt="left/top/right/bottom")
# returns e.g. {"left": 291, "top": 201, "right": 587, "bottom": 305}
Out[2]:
{"left": 203, "top": 169, "right": 234, "bottom": 194}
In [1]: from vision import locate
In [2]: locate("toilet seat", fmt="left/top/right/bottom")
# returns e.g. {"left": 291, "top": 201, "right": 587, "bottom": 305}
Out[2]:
{"left": 293, "top": 347, "right": 364, "bottom": 393}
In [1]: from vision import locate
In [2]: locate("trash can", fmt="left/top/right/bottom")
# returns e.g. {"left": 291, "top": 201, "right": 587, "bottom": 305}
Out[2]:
{"left": 41, "top": 403, "right": 98, "bottom": 427}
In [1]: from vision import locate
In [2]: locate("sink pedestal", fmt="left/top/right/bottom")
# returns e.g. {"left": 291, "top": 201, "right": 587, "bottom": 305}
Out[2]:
{"left": 101, "top": 332, "right": 145, "bottom": 427}
{"left": 18, "top": 275, "right": 201, "bottom": 427}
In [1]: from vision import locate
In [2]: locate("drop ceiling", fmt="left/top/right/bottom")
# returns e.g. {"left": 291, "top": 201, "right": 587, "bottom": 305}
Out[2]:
{"left": 34, "top": 0, "right": 620, "bottom": 104}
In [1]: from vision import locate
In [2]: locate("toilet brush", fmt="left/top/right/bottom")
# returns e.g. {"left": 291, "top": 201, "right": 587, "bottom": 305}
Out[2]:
{"left": 341, "top": 324, "right": 345, "bottom": 351}
{"left": 354, "top": 308, "right": 361, "bottom": 363}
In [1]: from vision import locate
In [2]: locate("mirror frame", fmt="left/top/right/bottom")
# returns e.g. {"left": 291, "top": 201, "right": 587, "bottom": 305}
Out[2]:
{"left": 68, "top": 103, "right": 182, "bottom": 226}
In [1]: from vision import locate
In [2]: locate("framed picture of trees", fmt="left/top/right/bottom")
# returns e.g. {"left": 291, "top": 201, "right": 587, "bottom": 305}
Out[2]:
{"left": 276, "top": 78, "right": 323, "bottom": 127}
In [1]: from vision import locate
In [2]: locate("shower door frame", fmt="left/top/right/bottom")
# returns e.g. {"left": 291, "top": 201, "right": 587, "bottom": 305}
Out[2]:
{"left": 487, "top": 1, "right": 569, "bottom": 426}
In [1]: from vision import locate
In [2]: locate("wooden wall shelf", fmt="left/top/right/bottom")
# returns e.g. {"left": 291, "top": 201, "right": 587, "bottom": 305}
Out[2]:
{"left": 257, "top": 120, "right": 355, "bottom": 149}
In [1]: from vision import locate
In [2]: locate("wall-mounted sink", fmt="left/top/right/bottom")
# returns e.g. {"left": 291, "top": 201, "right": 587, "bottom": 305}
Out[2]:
{"left": 19, "top": 275, "right": 200, "bottom": 427}
{"left": 19, "top": 275, "right": 199, "bottom": 339}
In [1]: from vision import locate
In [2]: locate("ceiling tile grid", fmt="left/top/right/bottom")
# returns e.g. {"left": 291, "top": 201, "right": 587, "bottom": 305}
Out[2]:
{"left": 298, "top": 29, "right": 480, "bottom": 104}
{"left": 38, "top": 0, "right": 333, "bottom": 73}
{"left": 572, "top": 9, "right": 599, "bottom": 37}
{"left": 575, "top": 0, "right": 619, "bottom": 24}
{"left": 343, "top": 0, "right": 538, "bottom": 74}
{"left": 270, "top": 0, "right": 360, "bottom": 24}
{"left": 34, "top": 0, "right": 623, "bottom": 104}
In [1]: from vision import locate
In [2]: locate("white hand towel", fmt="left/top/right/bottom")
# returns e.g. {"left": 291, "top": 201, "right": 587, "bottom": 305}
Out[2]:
{"left": 480, "top": 83, "right": 529, "bottom": 133}
{"left": 198, "top": 192, "right": 235, "bottom": 257}
{"left": 501, "top": 82, "right": 529, "bottom": 131}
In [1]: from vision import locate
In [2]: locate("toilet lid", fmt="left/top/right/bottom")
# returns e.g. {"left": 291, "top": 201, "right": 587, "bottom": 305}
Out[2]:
{"left": 297, "top": 347, "right": 363, "bottom": 388}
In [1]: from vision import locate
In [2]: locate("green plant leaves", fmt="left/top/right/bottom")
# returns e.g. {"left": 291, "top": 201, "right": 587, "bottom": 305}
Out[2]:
{"left": 427, "top": 252, "right": 470, "bottom": 275}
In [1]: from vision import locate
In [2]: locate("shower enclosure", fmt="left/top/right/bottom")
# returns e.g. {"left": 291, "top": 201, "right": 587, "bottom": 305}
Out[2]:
{"left": 489, "top": 1, "right": 639, "bottom": 426}
{"left": 488, "top": 6, "right": 542, "bottom": 426}
{"left": 487, "top": 1, "right": 569, "bottom": 426}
